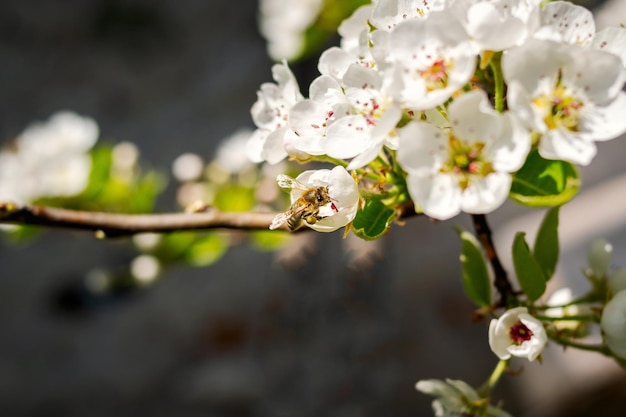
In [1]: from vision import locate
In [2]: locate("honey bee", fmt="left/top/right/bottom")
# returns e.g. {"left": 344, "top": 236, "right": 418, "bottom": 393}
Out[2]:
{"left": 270, "top": 175, "right": 338, "bottom": 231}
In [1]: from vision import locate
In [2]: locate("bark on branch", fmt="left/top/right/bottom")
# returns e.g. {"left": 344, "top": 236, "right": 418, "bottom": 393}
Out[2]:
{"left": 0, "top": 202, "right": 279, "bottom": 237}
{"left": 0, "top": 201, "right": 419, "bottom": 237}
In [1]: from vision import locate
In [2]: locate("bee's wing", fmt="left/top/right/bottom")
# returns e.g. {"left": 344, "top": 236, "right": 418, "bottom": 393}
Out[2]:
{"left": 269, "top": 211, "right": 292, "bottom": 230}
{"left": 276, "top": 174, "right": 309, "bottom": 192}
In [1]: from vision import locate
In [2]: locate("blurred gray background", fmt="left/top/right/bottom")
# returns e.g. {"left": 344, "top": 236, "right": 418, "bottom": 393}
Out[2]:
{"left": 1, "top": 0, "right": 626, "bottom": 416}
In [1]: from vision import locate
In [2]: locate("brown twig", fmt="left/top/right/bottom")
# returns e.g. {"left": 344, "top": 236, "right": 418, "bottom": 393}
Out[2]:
{"left": 0, "top": 202, "right": 279, "bottom": 237}
{"left": 0, "top": 198, "right": 423, "bottom": 238}
{"left": 471, "top": 214, "right": 515, "bottom": 307}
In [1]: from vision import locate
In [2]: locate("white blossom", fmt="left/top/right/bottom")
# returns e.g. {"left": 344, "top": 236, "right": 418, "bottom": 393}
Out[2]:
{"left": 323, "top": 65, "right": 402, "bottom": 169}
{"left": 397, "top": 90, "right": 530, "bottom": 220}
{"left": 0, "top": 111, "right": 99, "bottom": 203}
{"left": 384, "top": 11, "right": 477, "bottom": 110}
{"left": 258, "top": 0, "right": 324, "bottom": 61}
{"left": 416, "top": 378, "right": 513, "bottom": 417}
{"left": 215, "top": 129, "right": 256, "bottom": 174}
{"left": 247, "top": 62, "right": 304, "bottom": 164}
{"left": 488, "top": 306, "right": 547, "bottom": 361}
{"left": 172, "top": 153, "right": 204, "bottom": 182}
{"left": 288, "top": 75, "right": 352, "bottom": 156}
{"left": 503, "top": 39, "right": 626, "bottom": 165}
{"left": 272, "top": 166, "right": 359, "bottom": 233}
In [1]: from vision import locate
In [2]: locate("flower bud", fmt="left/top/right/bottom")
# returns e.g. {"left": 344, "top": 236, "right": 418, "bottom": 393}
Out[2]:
{"left": 601, "top": 290, "right": 626, "bottom": 359}
{"left": 609, "top": 268, "right": 626, "bottom": 295}
{"left": 588, "top": 238, "right": 613, "bottom": 278}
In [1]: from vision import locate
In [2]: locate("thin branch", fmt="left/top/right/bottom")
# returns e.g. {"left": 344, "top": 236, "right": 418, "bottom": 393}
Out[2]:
{"left": 0, "top": 201, "right": 423, "bottom": 238}
{"left": 0, "top": 202, "right": 279, "bottom": 237}
{"left": 471, "top": 214, "right": 515, "bottom": 307}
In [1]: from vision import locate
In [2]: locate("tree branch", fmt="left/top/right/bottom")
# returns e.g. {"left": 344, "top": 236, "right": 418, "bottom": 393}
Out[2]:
{"left": 0, "top": 202, "right": 279, "bottom": 237}
{"left": 471, "top": 214, "right": 515, "bottom": 307}
{"left": 0, "top": 200, "right": 421, "bottom": 238}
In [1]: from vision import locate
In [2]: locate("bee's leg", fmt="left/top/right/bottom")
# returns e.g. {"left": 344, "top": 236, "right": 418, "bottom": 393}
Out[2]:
{"left": 304, "top": 215, "right": 317, "bottom": 225}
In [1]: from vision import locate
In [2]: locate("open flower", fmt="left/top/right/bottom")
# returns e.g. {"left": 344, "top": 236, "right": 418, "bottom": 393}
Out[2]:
{"left": 416, "top": 378, "right": 512, "bottom": 417}
{"left": 397, "top": 90, "right": 530, "bottom": 220}
{"left": 384, "top": 12, "right": 477, "bottom": 110}
{"left": 271, "top": 166, "right": 359, "bottom": 233}
{"left": 503, "top": 39, "right": 626, "bottom": 165}
{"left": 0, "top": 111, "right": 99, "bottom": 204}
{"left": 489, "top": 307, "right": 547, "bottom": 361}
{"left": 247, "top": 62, "right": 304, "bottom": 164}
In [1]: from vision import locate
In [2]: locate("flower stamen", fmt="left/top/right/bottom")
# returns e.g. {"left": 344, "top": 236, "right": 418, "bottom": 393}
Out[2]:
{"left": 509, "top": 321, "right": 533, "bottom": 345}
{"left": 440, "top": 135, "right": 494, "bottom": 190}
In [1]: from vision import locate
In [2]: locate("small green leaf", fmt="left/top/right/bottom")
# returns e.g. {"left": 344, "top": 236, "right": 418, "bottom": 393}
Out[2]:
{"left": 533, "top": 206, "right": 560, "bottom": 280}
{"left": 455, "top": 226, "right": 491, "bottom": 307}
{"left": 185, "top": 233, "right": 228, "bottom": 266}
{"left": 298, "top": 0, "right": 370, "bottom": 60}
{"left": 250, "top": 230, "right": 290, "bottom": 250}
{"left": 512, "top": 232, "right": 546, "bottom": 301}
{"left": 213, "top": 186, "right": 255, "bottom": 212}
{"left": 510, "top": 149, "right": 580, "bottom": 207}
{"left": 351, "top": 199, "right": 395, "bottom": 241}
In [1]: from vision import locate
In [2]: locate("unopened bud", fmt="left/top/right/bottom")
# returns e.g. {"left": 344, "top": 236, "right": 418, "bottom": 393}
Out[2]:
{"left": 588, "top": 238, "right": 613, "bottom": 278}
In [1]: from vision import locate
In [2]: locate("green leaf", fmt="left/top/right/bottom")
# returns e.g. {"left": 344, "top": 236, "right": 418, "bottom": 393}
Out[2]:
{"left": 510, "top": 149, "right": 580, "bottom": 207}
{"left": 512, "top": 232, "right": 547, "bottom": 302}
{"left": 213, "top": 186, "right": 255, "bottom": 212}
{"left": 250, "top": 230, "right": 290, "bottom": 251}
{"left": 184, "top": 233, "right": 228, "bottom": 266}
{"left": 351, "top": 199, "right": 395, "bottom": 241}
{"left": 298, "top": 0, "right": 370, "bottom": 60}
{"left": 455, "top": 226, "right": 491, "bottom": 307}
{"left": 533, "top": 206, "right": 560, "bottom": 280}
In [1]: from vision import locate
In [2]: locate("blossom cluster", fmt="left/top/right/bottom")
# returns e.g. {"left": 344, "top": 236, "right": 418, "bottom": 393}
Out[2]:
{"left": 251, "top": 0, "right": 626, "bottom": 228}
{"left": 0, "top": 111, "right": 99, "bottom": 204}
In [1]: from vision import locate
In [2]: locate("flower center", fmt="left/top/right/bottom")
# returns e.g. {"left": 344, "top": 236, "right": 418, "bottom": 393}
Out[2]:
{"left": 419, "top": 58, "right": 451, "bottom": 92}
{"left": 533, "top": 75, "right": 584, "bottom": 132}
{"left": 509, "top": 321, "right": 533, "bottom": 345}
{"left": 440, "top": 135, "right": 494, "bottom": 190}
{"left": 354, "top": 95, "right": 390, "bottom": 127}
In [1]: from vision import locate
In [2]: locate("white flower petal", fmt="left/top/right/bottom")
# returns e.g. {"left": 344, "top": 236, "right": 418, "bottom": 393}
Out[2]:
{"left": 592, "top": 26, "right": 626, "bottom": 68}
{"left": 540, "top": 1, "right": 595, "bottom": 46}
{"left": 538, "top": 128, "right": 597, "bottom": 166}
{"left": 461, "top": 173, "right": 511, "bottom": 214}
{"left": 409, "top": 173, "right": 463, "bottom": 220}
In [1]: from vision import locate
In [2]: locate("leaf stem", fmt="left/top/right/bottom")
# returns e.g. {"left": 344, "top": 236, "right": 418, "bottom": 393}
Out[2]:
{"left": 549, "top": 335, "right": 611, "bottom": 355}
{"left": 535, "top": 314, "right": 599, "bottom": 323}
